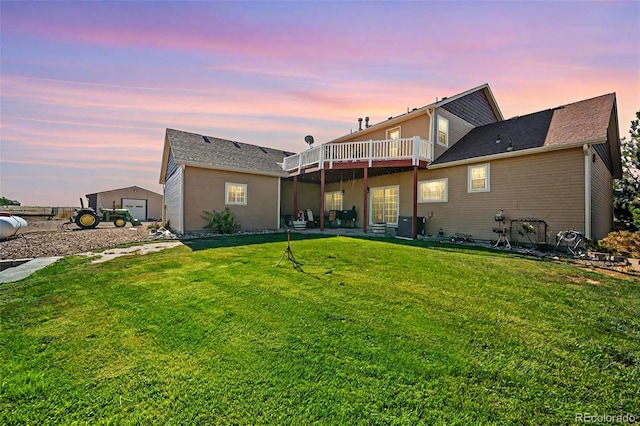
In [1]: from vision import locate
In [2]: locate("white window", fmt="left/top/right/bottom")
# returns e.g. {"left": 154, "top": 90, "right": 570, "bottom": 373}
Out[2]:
{"left": 370, "top": 186, "right": 399, "bottom": 225}
{"left": 225, "top": 183, "right": 247, "bottom": 205}
{"left": 386, "top": 126, "right": 401, "bottom": 157}
{"left": 419, "top": 178, "right": 448, "bottom": 202}
{"left": 324, "top": 191, "right": 343, "bottom": 212}
{"left": 437, "top": 116, "right": 449, "bottom": 147}
{"left": 468, "top": 164, "right": 490, "bottom": 193}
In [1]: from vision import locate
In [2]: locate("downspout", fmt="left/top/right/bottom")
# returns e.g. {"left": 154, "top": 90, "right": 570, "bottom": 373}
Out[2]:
{"left": 583, "top": 144, "right": 591, "bottom": 239}
{"left": 180, "top": 164, "right": 186, "bottom": 234}
{"left": 427, "top": 107, "right": 434, "bottom": 146}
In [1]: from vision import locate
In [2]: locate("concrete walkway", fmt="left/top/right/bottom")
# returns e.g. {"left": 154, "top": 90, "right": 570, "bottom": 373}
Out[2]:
{"left": 0, "top": 257, "right": 62, "bottom": 283}
{"left": 0, "top": 241, "right": 184, "bottom": 284}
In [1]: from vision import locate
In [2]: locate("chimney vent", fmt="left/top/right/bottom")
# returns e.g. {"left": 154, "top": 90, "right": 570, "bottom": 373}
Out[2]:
{"left": 365, "top": 117, "right": 370, "bottom": 128}
{"left": 358, "top": 117, "right": 363, "bottom": 131}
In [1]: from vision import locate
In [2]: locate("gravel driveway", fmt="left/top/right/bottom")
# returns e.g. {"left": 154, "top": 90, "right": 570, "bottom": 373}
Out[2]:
{"left": 0, "top": 218, "right": 156, "bottom": 260}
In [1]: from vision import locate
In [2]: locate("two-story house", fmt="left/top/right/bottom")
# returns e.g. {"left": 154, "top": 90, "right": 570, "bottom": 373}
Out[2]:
{"left": 159, "top": 83, "right": 621, "bottom": 243}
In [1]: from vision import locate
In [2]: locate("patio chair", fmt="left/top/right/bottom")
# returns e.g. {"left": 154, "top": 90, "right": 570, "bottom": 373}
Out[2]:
{"left": 327, "top": 210, "right": 338, "bottom": 228}
{"left": 306, "top": 209, "right": 319, "bottom": 227}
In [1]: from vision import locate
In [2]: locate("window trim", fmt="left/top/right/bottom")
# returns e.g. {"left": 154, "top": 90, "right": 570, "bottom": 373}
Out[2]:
{"left": 386, "top": 126, "right": 401, "bottom": 140}
{"left": 467, "top": 164, "right": 490, "bottom": 193}
{"left": 369, "top": 185, "right": 400, "bottom": 226}
{"left": 437, "top": 115, "right": 449, "bottom": 147}
{"left": 386, "top": 126, "right": 401, "bottom": 157}
{"left": 225, "top": 182, "right": 247, "bottom": 205}
{"left": 418, "top": 178, "right": 448, "bottom": 203}
{"left": 324, "top": 191, "right": 343, "bottom": 212}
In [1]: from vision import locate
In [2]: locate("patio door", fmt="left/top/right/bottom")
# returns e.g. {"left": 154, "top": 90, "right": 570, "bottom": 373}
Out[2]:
{"left": 370, "top": 186, "right": 399, "bottom": 225}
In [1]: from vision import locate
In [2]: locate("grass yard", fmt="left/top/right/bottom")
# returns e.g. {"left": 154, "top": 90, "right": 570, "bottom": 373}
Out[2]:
{"left": 1, "top": 234, "right": 639, "bottom": 424}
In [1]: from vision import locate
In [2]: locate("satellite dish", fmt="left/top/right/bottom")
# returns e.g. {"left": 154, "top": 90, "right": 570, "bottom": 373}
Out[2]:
{"left": 304, "top": 135, "right": 314, "bottom": 147}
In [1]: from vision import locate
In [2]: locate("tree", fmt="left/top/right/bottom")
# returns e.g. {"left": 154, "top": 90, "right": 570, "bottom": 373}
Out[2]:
{"left": 613, "top": 110, "right": 640, "bottom": 230}
{"left": 0, "top": 197, "right": 19, "bottom": 206}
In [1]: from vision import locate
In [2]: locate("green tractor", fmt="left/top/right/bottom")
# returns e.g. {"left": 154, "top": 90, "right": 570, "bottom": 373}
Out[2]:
{"left": 72, "top": 198, "right": 141, "bottom": 230}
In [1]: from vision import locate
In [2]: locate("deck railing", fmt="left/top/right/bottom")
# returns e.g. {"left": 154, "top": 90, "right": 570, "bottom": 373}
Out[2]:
{"left": 283, "top": 137, "right": 434, "bottom": 172}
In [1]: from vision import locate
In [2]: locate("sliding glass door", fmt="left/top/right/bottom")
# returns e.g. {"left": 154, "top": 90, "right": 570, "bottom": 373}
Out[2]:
{"left": 370, "top": 186, "right": 399, "bottom": 225}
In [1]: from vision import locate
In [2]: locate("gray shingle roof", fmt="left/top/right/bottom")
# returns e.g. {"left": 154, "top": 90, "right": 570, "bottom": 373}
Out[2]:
{"left": 166, "top": 128, "right": 292, "bottom": 177}
{"left": 432, "top": 93, "right": 615, "bottom": 165}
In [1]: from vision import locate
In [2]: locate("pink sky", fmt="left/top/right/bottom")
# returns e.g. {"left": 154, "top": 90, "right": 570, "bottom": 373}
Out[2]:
{"left": 1, "top": 1, "right": 638, "bottom": 207}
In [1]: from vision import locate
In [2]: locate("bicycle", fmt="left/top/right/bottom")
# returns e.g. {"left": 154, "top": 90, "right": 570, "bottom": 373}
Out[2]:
{"left": 554, "top": 230, "right": 586, "bottom": 257}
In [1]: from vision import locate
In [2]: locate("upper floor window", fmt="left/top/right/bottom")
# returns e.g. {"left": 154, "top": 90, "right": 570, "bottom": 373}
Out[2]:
{"left": 468, "top": 164, "right": 490, "bottom": 193}
{"left": 386, "top": 126, "right": 401, "bottom": 157}
{"left": 324, "top": 191, "right": 343, "bottom": 212}
{"left": 225, "top": 183, "right": 247, "bottom": 205}
{"left": 419, "top": 178, "right": 448, "bottom": 202}
{"left": 437, "top": 116, "right": 449, "bottom": 147}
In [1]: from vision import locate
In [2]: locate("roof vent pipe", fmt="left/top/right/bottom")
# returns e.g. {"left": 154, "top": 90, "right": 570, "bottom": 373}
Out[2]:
{"left": 358, "top": 117, "right": 363, "bottom": 131}
{"left": 365, "top": 117, "right": 370, "bottom": 128}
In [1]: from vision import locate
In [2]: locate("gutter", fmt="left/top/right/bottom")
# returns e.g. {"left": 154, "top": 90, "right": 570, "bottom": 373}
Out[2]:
{"left": 428, "top": 136, "right": 607, "bottom": 170}
{"left": 179, "top": 161, "right": 289, "bottom": 178}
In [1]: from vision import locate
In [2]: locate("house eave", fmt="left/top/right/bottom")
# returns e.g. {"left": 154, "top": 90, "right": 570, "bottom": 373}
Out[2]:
{"left": 180, "top": 161, "right": 288, "bottom": 178}
{"left": 329, "top": 109, "right": 431, "bottom": 144}
{"left": 428, "top": 136, "right": 607, "bottom": 169}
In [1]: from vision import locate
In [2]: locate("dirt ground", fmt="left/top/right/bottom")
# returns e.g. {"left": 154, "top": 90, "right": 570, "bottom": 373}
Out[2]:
{"left": 0, "top": 217, "right": 156, "bottom": 260}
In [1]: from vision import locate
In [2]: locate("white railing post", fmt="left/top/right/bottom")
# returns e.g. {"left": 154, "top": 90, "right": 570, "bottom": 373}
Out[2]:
{"left": 368, "top": 140, "right": 373, "bottom": 167}
{"left": 329, "top": 144, "right": 333, "bottom": 168}
{"left": 298, "top": 152, "right": 302, "bottom": 173}
{"left": 413, "top": 136, "right": 420, "bottom": 165}
{"left": 319, "top": 144, "right": 324, "bottom": 169}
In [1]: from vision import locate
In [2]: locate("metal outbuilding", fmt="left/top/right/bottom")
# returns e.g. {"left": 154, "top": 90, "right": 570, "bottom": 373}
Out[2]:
{"left": 86, "top": 186, "right": 163, "bottom": 221}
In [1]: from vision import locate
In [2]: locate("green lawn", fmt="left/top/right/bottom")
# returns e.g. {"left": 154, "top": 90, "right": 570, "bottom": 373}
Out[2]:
{"left": 1, "top": 234, "right": 638, "bottom": 424}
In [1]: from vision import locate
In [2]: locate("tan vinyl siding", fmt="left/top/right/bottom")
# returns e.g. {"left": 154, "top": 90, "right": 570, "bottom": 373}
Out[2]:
{"left": 183, "top": 167, "right": 280, "bottom": 231}
{"left": 591, "top": 146, "right": 614, "bottom": 240}
{"left": 417, "top": 148, "right": 586, "bottom": 243}
{"left": 164, "top": 168, "right": 183, "bottom": 234}
{"left": 324, "top": 172, "right": 415, "bottom": 227}
{"left": 433, "top": 108, "right": 475, "bottom": 159}
{"left": 338, "top": 115, "right": 430, "bottom": 143}
{"left": 280, "top": 181, "right": 321, "bottom": 216}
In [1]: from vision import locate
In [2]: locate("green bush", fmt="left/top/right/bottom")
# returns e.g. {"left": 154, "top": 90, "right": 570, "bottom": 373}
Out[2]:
{"left": 632, "top": 203, "right": 640, "bottom": 229}
{"left": 201, "top": 208, "right": 241, "bottom": 234}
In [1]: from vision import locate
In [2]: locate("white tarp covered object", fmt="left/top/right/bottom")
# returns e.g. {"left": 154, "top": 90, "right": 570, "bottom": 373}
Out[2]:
{"left": 0, "top": 213, "right": 27, "bottom": 240}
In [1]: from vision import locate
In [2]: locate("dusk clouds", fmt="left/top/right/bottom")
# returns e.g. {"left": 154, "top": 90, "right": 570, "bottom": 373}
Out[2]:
{"left": 1, "top": 1, "right": 638, "bottom": 206}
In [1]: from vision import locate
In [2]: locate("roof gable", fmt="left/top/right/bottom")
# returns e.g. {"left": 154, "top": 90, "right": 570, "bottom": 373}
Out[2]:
{"left": 162, "top": 129, "right": 291, "bottom": 181}
{"left": 440, "top": 88, "right": 501, "bottom": 126}
{"left": 328, "top": 83, "right": 502, "bottom": 144}
{"left": 87, "top": 185, "right": 162, "bottom": 197}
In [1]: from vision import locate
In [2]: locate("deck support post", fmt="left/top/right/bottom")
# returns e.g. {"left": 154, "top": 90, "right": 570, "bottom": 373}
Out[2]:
{"left": 363, "top": 167, "right": 368, "bottom": 234}
{"left": 413, "top": 165, "right": 418, "bottom": 240}
{"left": 320, "top": 169, "right": 325, "bottom": 231}
{"left": 293, "top": 176, "right": 298, "bottom": 221}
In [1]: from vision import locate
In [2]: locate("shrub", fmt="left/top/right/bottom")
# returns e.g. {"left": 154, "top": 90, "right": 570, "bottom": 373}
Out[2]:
{"left": 201, "top": 208, "right": 241, "bottom": 234}
{"left": 598, "top": 231, "right": 640, "bottom": 258}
